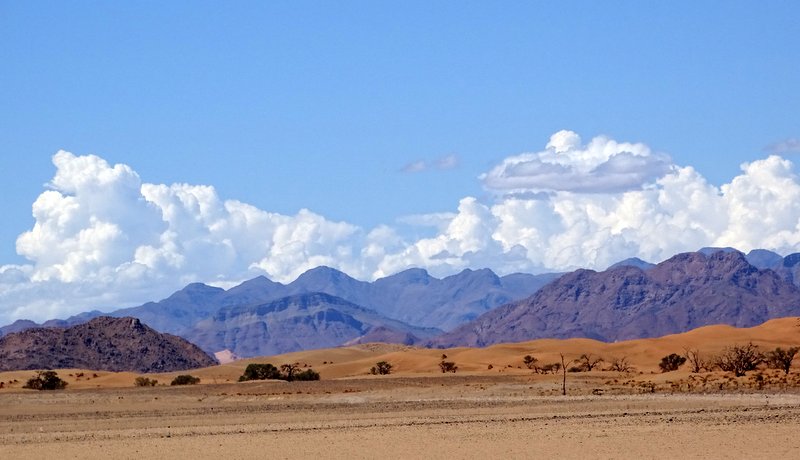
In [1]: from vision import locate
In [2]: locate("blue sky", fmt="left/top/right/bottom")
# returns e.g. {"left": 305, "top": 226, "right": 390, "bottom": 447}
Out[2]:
{"left": 1, "top": 2, "right": 800, "bottom": 322}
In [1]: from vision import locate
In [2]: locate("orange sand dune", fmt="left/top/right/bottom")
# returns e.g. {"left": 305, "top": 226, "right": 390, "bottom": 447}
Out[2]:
{"left": 3, "top": 317, "right": 800, "bottom": 389}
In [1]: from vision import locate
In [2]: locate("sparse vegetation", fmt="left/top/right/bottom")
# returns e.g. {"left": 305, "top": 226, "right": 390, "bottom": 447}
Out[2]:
{"left": 659, "top": 353, "right": 687, "bottom": 372}
{"left": 239, "top": 363, "right": 282, "bottom": 381}
{"left": 238, "top": 362, "right": 320, "bottom": 382}
{"left": 439, "top": 360, "right": 458, "bottom": 373}
{"left": 293, "top": 369, "right": 321, "bottom": 381}
{"left": 607, "top": 356, "right": 634, "bottom": 372}
{"left": 576, "top": 353, "right": 603, "bottom": 372}
{"left": 560, "top": 353, "right": 573, "bottom": 395}
{"left": 134, "top": 376, "right": 158, "bottom": 387}
{"left": 370, "top": 361, "right": 393, "bottom": 375}
{"left": 765, "top": 346, "right": 799, "bottom": 375}
{"left": 280, "top": 363, "right": 300, "bottom": 381}
{"left": 683, "top": 348, "right": 708, "bottom": 373}
{"left": 523, "top": 355, "right": 538, "bottom": 370}
{"left": 23, "top": 371, "right": 67, "bottom": 390}
{"left": 539, "top": 362, "right": 562, "bottom": 374}
{"left": 170, "top": 374, "right": 200, "bottom": 386}
{"left": 714, "top": 342, "right": 763, "bottom": 377}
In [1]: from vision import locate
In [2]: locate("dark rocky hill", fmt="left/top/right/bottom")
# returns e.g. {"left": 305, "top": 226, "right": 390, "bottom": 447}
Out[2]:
{"left": 431, "top": 251, "right": 800, "bottom": 347}
{"left": 0, "top": 316, "right": 217, "bottom": 372}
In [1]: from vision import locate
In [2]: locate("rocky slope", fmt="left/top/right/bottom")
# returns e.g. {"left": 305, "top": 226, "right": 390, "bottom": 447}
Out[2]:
{"left": 432, "top": 251, "right": 800, "bottom": 347}
{"left": 0, "top": 316, "right": 217, "bottom": 372}
{"left": 189, "top": 292, "right": 439, "bottom": 356}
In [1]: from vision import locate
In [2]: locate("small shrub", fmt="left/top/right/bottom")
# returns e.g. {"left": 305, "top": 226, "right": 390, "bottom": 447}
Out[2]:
{"left": 439, "top": 361, "right": 458, "bottom": 373}
{"left": 170, "top": 374, "right": 200, "bottom": 386}
{"left": 23, "top": 371, "right": 67, "bottom": 390}
{"left": 293, "top": 369, "right": 320, "bottom": 381}
{"left": 523, "top": 355, "right": 538, "bottom": 370}
{"left": 134, "top": 376, "right": 158, "bottom": 387}
{"left": 659, "top": 353, "right": 687, "bottom": 372}
{"left": 370, "top": 361, "right": 393, "bottom": 375}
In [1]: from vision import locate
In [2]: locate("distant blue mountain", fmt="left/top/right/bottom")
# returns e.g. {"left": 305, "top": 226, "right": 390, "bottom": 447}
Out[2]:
{"left": 1, "top": 266, "right": 561, "bottom": 356}
{"left": 608, "top": 257, "right": 655, "bottom": 271}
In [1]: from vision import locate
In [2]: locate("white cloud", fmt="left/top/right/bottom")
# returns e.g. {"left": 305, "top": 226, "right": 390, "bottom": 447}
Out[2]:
{"left": 4, "top": 135, "right": 800, "bottom": 324}
{"left": 401, "top": 153, "right": 460, "bottom": 173}
{"left": 436, "top": 154, "right": 459, "bottom": 170}
{"left": 480, "top": 130, "right": 674, "bottom": 193}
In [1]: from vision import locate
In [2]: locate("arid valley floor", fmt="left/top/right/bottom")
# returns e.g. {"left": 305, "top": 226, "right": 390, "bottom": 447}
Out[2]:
{"left": 5, "top": 318, "right": 800, "bottom": 458}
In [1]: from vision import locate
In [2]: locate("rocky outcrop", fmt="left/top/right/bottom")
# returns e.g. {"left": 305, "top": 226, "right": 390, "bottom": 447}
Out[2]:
{"left": 0, "top": 316, "right": 217, "bottom": 372}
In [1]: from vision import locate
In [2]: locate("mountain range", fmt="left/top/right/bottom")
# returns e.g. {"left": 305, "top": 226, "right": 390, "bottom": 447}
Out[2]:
{"left": 1, "top": 267, "right": 557, "bottom": 357}
{"left": 432, "top": 250, "right": 800, "bottom": 347}
{"left": 4, "top": 247, "right": 800, "bottom": 364}
{"left": 0, "top": 316, "right": 217, "bottom": 372}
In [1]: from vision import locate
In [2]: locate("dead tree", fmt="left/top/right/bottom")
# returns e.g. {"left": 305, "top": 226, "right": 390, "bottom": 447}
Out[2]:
{"left": 560, "top": 353, "right": 575, "bottom": 396}
{"left": 683, "top": 348, "right": 708, "bottom": 373}
{"left": 765, "top": 346, "right": 800, "bottom": 375}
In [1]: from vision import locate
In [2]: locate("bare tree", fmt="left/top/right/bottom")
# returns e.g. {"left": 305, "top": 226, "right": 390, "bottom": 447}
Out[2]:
{"left": 714, "top": 342, "right": 763, "bottom": 377}
{"left": 765, "top": 346, "right": 800, "bottom": 375}
{"left": 683, "top": 348, "right": 708, "bottom": 373}
{"left": 560, "top": 353, "right": 575, "bottom": 396}
{"left": 607, "top": 356, "right": 633, "bottom": 372}
{"left": 577, "top": 353, "right": 603, "bottom": 372}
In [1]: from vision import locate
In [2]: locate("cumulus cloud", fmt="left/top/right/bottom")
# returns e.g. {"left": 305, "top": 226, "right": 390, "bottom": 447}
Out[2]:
{"left": 480, "top": 130, "right": 674, "bottom": 193}
{"left": 4, "top": 134, "right": 800, "bottom": 324}
{"left": 401, "top": 153, "right": 460, "bottom": 173}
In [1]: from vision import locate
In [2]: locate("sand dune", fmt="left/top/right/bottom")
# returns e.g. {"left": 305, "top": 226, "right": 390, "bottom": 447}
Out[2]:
{"left": 3, "top": 317, "right": 800, "bottom": 388}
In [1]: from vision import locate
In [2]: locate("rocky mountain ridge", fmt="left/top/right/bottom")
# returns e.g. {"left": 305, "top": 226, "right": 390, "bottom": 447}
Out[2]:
{"left": 432, "top": 250, "right": 800, "bottom": 347}
{"left": 0, "top": 316, "right": 217, "bottom": 372}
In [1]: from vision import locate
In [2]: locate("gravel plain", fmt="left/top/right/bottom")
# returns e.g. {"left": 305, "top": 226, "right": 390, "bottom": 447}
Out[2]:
{"left": 3, "top": 375, "right": 800, "bottom": 459}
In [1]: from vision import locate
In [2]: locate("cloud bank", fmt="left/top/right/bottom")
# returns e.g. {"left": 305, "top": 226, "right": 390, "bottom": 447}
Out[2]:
{"left": 3, "top": 132, "right": 800, "bottom": 323}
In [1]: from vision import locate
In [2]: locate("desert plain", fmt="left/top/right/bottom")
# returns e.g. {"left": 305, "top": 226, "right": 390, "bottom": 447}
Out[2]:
{"left": 4, "top": 318, "right": 800, "bottom": 459}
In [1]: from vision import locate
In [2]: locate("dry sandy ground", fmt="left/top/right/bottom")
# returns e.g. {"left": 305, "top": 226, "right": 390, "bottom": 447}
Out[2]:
{"left": 3, "top": 374, "right": 800, "bottom": 459}
{"left": 4, "top": 318, "right": 800, "bottom": 458}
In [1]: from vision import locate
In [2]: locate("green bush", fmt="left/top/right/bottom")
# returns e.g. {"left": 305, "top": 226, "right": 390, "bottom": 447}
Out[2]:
{"left": 23, "top": 370, "right": 67, "bottom": 390}
{"left": 170, "top": 374, "right": 200, "bottom": 386}
{"left": 659, "top": 353, "right": 687, "bottom": 372}
{"left": 238, "top": 362, "right": 320, "bottom": 382}
{"left": 134, "top": 376, "right": 158, "bottom": 387}
{"left": 239, "top": 363, "right": 282, "bottom": 381}
{"left": 293, "top": 369, "right": 321, "bottom": 381}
